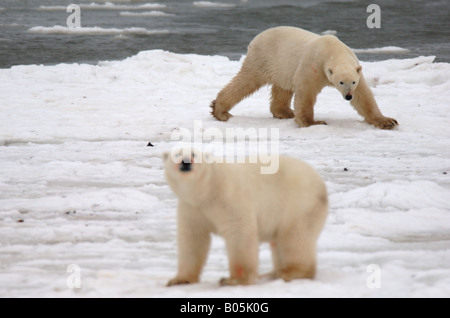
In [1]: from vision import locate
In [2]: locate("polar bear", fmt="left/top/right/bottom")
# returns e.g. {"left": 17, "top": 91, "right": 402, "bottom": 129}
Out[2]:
{"left": 211, "top": 26, "right": 398, "bottom": 129}
{"left": 164, "top": 148, "right": 328, "bottom": 286}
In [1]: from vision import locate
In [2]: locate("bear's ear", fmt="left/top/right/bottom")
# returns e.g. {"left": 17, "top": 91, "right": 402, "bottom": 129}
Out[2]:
{"left": 356, "top": 65, "right": 362, "bottom": 73}
{"left": 328, "top": 68, "right": 333, "bottom": 75}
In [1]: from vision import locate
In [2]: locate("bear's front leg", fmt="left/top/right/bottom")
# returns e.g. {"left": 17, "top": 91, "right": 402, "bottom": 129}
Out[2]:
{"left": 351, "top": 75, "right": 398, "bottom": 130}
{"left": 219, "top": 223, "right": 259, "bottom": 286}
{"left": 167, "top": 203, "right": 211, "bottom": 286}
{"left": 292, "top": 68, "right": 327, "bottom": 127}
{"left": 293, "top": 91, "right": 327, "bottom": 127}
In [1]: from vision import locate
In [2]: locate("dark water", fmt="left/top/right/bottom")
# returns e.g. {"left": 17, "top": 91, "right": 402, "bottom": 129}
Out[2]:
{"left": 0, "top": 0, "right": 449, "bottom": 68}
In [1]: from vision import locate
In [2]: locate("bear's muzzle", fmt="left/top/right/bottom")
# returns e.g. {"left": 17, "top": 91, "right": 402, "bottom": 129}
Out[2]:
{"left": 179, "top": 160, "right": 192, "bottom": 172}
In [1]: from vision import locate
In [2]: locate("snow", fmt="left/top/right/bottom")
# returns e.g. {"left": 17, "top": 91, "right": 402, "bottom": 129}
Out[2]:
{"left": 193, "top": 2, "right": 236, "bottom": 8}
{"left": 0, "top": 50, "right": 449, "bottom": 297}
{"left": 28, "top": 26, "right": 170, "bottom": 35}
{"left": 353, "top": 46, "right": 410, "bottom": 54}
{"left": 119, "top": 11, "right": 175, "bottom": 18}
{"left": 321, "top": 30, "right": 338, "bottom": 35}
{"left": 38, "top": 3, "right": 167, "bottom": 11}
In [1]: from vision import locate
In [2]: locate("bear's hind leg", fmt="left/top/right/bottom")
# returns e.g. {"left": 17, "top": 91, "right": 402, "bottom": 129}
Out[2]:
{"left": 270, "top": 85, "right": 294, "bottom": 119}
{"left": 273, "top": 225, "right": 318, "bottom": 281}
{"left": 277, "top": 246, "right": 317, "bottom": 281}
{"left": 211, "top": 66, "right": 265, "bottom": 121}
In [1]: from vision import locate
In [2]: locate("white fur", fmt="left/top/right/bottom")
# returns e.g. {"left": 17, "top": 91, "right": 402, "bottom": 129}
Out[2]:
{"left": 164, "top": 149, "right": 328, "bottom": 286}
{"left": 211, "top": 26, "right": 398, "bottom": 129}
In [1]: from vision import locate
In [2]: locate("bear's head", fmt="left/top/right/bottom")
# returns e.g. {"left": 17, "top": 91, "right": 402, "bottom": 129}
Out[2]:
{"left": 163, "top": 148, "right": 213, "bottom": 205}
{"left": 326, "top": 65, "right": 362, "bottom": 101}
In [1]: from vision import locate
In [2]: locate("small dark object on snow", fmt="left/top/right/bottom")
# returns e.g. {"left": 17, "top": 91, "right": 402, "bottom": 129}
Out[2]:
{"left": 147, "top": 142, "right": 154, "bottom": 147}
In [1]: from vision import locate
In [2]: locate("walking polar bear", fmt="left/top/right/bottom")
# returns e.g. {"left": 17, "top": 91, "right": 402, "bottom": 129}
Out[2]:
{"left": 211, "top": 26, "right": 398, "bottom": 129}
{"left": 164, "top": 148, "right": 328, "bottom": 286}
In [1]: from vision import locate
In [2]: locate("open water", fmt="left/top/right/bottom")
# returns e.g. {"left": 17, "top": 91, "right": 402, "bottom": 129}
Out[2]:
{"left": 0, "top": 0, "right": 449, "bottom": 68}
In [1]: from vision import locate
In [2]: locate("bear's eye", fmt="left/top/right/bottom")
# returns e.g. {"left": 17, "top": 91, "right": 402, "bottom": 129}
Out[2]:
{"left": 352, "top": 81, "right": 356, "bottom": 85}
{"left": 339, "top": 81, "right": 344, "bottom": 85}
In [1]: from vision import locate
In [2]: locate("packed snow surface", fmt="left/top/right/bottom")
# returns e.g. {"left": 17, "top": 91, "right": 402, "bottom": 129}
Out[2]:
{"left": 0, "top": 50, "right": 449, "bottom": 297}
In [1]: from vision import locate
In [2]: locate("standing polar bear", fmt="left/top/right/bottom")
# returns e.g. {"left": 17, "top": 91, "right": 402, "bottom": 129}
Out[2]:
{"left": 211, "top": 26, "right": 398, "bottom": 129}
{"left": 164, "top": 148, "right": 328, "bottom": 286}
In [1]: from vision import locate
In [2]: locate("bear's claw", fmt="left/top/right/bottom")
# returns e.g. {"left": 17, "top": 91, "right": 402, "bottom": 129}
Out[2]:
{"left": 371, "top": 117, "right": 398, "bottom": 130}
{"left": 210, "top": 100, "right": 233, "bottom": 121}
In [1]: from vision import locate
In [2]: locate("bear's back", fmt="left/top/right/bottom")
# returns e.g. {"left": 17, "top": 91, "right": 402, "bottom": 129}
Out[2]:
{"left": 245, "top": 27, "right": 320, "bottom": 89}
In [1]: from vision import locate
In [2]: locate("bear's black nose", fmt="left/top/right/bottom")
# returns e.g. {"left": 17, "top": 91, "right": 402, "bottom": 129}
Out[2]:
{"left": 345, "top": 94, "right": 353, "bottom": 101}
{"left": 179, "top": 160, "right": 192, "bottom": 172}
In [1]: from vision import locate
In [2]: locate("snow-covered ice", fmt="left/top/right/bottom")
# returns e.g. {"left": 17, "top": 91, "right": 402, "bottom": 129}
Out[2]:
{"left": 0, "top": 50, "right": 449, "bottom": 297}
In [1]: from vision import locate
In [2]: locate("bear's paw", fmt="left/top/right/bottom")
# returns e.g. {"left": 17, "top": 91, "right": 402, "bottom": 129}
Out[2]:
{"left": 210, "top": 100, "right": 233, "bottom": 121}
{"left": 371, "top": 116, "right": 398, "bottom": 130}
